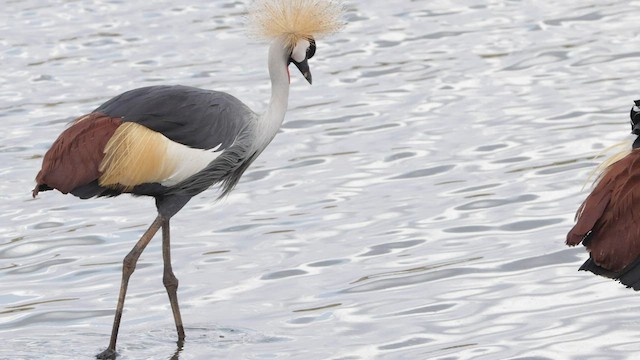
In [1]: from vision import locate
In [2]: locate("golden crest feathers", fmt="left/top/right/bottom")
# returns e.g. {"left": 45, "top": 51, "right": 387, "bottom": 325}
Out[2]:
{"left": 248, "top": 0, "right": 344, "bottom": 48}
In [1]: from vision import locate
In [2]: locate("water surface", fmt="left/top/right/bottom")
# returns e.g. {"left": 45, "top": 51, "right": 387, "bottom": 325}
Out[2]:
{"left": 2, "top": 1, "right": 640, "bottom": 359}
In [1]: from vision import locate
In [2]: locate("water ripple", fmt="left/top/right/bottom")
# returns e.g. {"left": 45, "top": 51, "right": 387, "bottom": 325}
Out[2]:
{"left": 4, "top": 0, "right": 640, "bottom": 359}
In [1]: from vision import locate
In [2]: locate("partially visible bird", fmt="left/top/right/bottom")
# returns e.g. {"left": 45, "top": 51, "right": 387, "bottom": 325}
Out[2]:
{"left": 31, "top": 0, "right": 343, "bottom": 358}
{"left": 567, "top": 100, "right": 640, "bottom": 290}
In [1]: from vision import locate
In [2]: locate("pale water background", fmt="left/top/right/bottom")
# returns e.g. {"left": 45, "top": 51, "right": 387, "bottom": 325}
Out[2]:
{"left": 2, "top": 1, "right": 640, "bottom": 359}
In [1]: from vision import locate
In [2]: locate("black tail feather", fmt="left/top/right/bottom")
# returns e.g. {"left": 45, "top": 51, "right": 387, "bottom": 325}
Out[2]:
{"left": 32, "top": 184, "right": 53, "bottom": 198}
{"left": 580, "top": 256, "right": 640, "bottom": 291}
{"left": 70, "top": 181, "right": 122, "bottom": 199}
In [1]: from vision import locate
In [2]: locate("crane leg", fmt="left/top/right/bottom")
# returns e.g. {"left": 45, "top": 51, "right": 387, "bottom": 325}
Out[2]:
{"left": 161, "top": 218, "right": 186, "bottom": 342}
{"left": 96, "top": 215, "right": 163, "bottom": 359}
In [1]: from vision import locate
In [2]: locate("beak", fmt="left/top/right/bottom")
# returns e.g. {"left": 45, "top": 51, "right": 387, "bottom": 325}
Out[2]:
{"left": 633, "top": 122, "right": 640, "bottom": 135}
{"left": 292, "top": 58, "right": 312, "bottom": 84}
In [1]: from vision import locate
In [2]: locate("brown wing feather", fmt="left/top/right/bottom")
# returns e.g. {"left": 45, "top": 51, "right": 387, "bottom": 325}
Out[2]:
{"left": 567, "top": 150, "right": 640, "bottom": 272}
{"left": 566, "top": 190, "right": 611, "bottom": 246}
{"left": 33, "top": 113, "right": 122, "bottom": 196}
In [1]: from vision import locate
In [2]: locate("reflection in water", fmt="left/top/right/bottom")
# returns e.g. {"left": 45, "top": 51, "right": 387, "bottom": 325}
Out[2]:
{"left": 3, "top": 0, "right": 640, "bottom": 359}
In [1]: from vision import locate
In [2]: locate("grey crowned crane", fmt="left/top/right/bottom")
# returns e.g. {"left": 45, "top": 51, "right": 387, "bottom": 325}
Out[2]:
{"left": 567, "top": 100, "right": 640, "bottom": 290}
{"left": 31, "top": 0, "right": 343, "bottom": 358}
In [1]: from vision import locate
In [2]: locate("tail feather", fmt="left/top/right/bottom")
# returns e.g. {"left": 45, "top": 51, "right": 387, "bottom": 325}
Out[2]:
{"left": 32, "top": 184, "right": 53, "bottom": 198}
{"left": 580, "top": 256, "right": 640, "bottom": 291}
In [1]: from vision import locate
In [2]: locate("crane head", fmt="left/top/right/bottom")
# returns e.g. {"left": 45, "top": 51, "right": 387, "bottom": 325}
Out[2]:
{"left": 248, "top": 0, "right": 343, "bottom": 85}
{"left": 289, "top": 37, "right": 316, "bottom": 84}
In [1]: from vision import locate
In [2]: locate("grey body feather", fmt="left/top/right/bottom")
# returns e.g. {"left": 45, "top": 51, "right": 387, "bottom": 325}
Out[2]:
{"left": 96, "top": 85, "right": 256, "bottom": 150}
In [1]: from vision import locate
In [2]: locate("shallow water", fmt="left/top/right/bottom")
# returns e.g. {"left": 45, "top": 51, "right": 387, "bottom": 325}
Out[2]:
{"left": 2, "top": 0, "right": 640, "bottom": 359}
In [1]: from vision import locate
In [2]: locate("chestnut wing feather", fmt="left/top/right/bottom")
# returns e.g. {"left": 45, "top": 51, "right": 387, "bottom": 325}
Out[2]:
{"left": 33, "top": 114, "right": 122, "bottom": 196}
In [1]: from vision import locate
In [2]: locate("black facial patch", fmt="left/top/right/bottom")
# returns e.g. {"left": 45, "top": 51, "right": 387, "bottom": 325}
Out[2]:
{"left": 631, "top": 99, "right": 640, "bottom": 130}
{"left": 307, "top": 38, "right": 316, "bottom": 59}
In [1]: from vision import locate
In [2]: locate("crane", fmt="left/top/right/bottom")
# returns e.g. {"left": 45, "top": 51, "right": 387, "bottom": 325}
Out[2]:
{"left": 567, "top": 100, "right": 640, "bottom": 290}
{"left": 31, "top": 0, "right": 343, "bottom": 358}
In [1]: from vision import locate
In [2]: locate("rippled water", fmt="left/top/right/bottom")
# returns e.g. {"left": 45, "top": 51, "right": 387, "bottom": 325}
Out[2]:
{"left": 3, "top": 1, "right": 640, "bottom": 359}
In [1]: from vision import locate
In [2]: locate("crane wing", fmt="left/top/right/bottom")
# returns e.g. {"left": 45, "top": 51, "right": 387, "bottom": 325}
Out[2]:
{"left": 34, "top": 85, "right": 257, "bottom": 199}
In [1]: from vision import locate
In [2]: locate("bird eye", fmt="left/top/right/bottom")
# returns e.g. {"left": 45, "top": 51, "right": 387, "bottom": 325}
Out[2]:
{"left": 307, "top": 38, "right": 316, "bottom": 59}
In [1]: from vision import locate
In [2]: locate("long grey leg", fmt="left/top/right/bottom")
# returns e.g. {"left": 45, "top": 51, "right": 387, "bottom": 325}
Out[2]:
{"left": 96, "top": 215, "right": 164, "bottom": 359}
{"left": 162, "top": 217, "right": 185, "bottom": 341}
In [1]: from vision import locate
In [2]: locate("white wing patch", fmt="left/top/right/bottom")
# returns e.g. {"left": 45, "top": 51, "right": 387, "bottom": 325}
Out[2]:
{"left": 159, "top": 139, "right": 222, "bottom": 186}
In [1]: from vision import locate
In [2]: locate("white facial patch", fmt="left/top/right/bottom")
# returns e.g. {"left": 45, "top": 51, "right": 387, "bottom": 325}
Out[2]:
{"left": 291, "top": 39, "right": 310, "bottom": 63}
